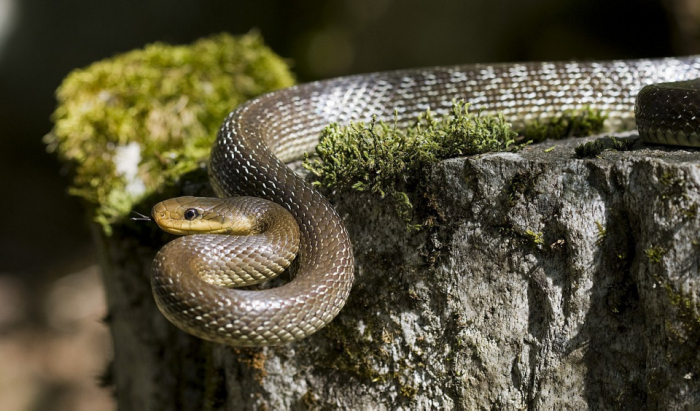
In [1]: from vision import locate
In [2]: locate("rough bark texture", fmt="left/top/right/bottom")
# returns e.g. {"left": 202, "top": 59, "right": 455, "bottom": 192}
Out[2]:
{"left": 100, "top": 133, "right": 700, "bottom": 410}
{"left": 95, "top": 168, "right": 214, "bottom": 410}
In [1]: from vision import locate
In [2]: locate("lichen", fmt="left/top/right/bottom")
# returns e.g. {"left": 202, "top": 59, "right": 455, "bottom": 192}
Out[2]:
{"left": 521, "top": 107, "right": 607, "bottom": 143}
{"left": 232, "top": 348, "right": 268, "bottom": 384}
{"left": 303, "top": 101, "right": 518, "bottom": 229}
{"left": 574, "top": 136, "right": 635, "bottom": 159}
{"left": 45, "top": 32, "right": 295, "bottom": 234}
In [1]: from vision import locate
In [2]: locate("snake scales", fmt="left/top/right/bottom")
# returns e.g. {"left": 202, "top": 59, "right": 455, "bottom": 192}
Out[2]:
{"left": 151, "top": 56, "right": 700, "bottom": 346}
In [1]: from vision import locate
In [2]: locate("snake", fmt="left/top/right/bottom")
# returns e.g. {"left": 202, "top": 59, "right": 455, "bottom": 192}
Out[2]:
{"left": 150, "top": 55, "right": 700, "bottom": 347}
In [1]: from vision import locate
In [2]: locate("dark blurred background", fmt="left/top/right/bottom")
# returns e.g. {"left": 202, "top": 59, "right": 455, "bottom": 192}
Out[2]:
{"left": 0, "top": 0, "right": 697, "bottom": 409}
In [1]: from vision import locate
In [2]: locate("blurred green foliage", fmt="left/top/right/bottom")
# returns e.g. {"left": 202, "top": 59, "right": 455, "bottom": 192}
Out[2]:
{"left": 45, "top": 33, "right": 295, "bottom": 233}
{"left": 521, "top": 107, "right": 607, "bottom": 143}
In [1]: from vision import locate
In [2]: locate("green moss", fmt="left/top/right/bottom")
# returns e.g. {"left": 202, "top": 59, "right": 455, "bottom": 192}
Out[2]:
{"left": 400, "top": 384, "right": 418, "bottom": 399}
{"left": 658, "top": 170, "right": 687, "bottom": 201}
{"left": 45, "top": 32, "right": 295, "bottom": 233}
{"left": 655, "top": 275, "right": 700, "bottom": 343}
{"left": 664, "top": 292, "right": 700, "bottom": 343}
{"left": 595, "top": 221, "right": 607, "bottom": 245}
{"left": 303, "top": 101, "right": 517, "bottom": 229}
{"left": 525, "top": 229, "right": 544, "bottom": 248}
{"left": 520, "top": 107, "right": 607, "bottom": 143}
{"left": 574, "top": 136, "right": 635, "bottom": 159}
{"left": 664, "top": 284, "right": 696, "bottom": 312}
{"left": 660, "top": 171, "right": 676, "bottom": 187}
{"left": 645, "top": 246, "right": 666, "bottom": 263}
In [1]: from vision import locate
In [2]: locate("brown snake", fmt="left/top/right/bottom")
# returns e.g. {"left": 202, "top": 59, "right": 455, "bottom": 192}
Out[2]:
{"left": 151, "top": 56, "right": 700, "bottom": 346}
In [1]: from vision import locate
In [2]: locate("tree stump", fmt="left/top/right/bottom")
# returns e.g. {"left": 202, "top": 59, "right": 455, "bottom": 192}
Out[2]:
{"left": 105, "top": 133, "right": 700, "bottom": 410}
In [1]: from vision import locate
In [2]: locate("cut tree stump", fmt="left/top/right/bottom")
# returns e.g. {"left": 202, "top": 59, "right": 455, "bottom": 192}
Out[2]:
{"left": 99, "top": 132, "right": 700, "bottom": 410}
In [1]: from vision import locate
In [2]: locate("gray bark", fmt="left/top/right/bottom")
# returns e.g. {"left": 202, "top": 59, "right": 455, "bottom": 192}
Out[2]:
{"left": 101, "top": 133, "right": 700, "bottom": 410}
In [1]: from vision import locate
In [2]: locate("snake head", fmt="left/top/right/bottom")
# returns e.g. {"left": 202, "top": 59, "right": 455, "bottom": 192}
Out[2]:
{"left": 152, "top": 196, "right": 257, "bottom": 235}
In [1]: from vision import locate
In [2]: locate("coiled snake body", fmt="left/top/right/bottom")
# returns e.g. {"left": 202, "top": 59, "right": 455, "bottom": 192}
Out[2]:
{"left": 151, "top": 56, "right": 700, "bottom": 346}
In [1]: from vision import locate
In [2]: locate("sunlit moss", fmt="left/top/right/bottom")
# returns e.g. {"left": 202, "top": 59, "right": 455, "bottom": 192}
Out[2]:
{"left": 525, "top": 229, "right": 545, "bottom": 248}
{"left": 303, "top": 101, "right": 517, "bottom": 228}
{"left": 46, "top": 32, "right": 295, "bottom": 233}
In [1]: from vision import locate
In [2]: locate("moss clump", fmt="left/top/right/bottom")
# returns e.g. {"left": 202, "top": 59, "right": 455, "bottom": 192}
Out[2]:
{"left": 303, "top": 101, "right": 517, "bottom": 228}
{"left": 521, "top": 107, "right": 607, "bottom": 143}
{"left": 46, "top": 32, "right": 295, "bottom": 233}
{"left": 525, "top": 229, "right": 545, "bottom": 248}
{"left": 400, "top": 384, "right": 418, "bottom": 399}
{"left": 645, "top": 246, "right": 666, "bottom": 263}
{"left": 574, "top": 136, "right": 635, "bottom": 159}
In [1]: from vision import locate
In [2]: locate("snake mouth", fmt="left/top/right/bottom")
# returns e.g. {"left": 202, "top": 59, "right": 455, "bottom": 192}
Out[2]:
{"left": 159, "top": 228, "right": 194, "bottom": 235}
{"left": 151, "top": 210, "right": 196, "bottom": 235}
{"left": 151, "top": 208, "right": 190, "bottom": 235}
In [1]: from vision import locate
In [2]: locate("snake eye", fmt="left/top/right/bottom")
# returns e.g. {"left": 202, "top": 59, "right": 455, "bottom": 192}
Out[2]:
{"left": 184, "top": 208, "right": 199, "bottom": 221}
